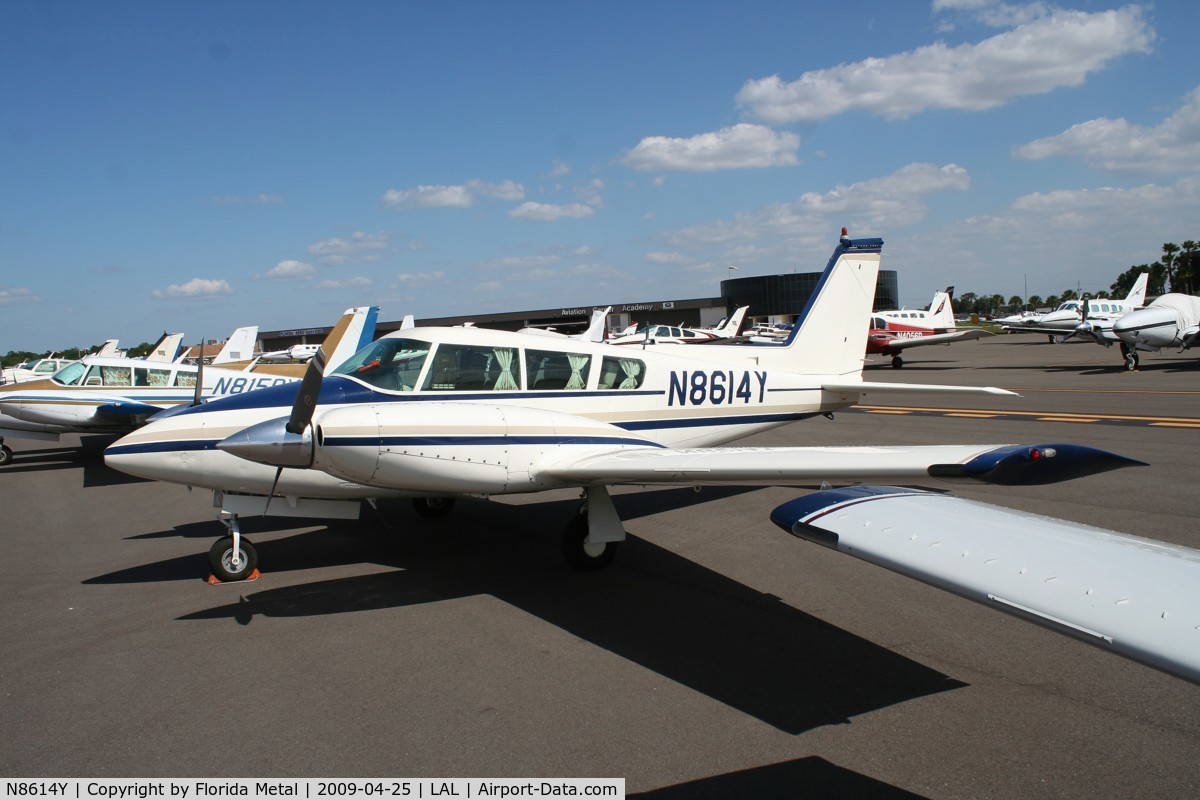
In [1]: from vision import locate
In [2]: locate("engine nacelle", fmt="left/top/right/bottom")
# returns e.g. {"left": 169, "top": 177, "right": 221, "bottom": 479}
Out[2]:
{"left": 312, "top": 401, "right": 653, "bottom": 495}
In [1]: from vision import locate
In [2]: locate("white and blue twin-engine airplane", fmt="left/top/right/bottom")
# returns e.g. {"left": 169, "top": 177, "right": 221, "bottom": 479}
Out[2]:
{"left": 106, "top": 231, "right": 1143, "bottom": 582}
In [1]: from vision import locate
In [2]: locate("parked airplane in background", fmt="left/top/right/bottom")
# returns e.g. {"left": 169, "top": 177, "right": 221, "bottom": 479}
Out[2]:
{"left": 771, "top": 484, "right": 1197, "bottom": 686}
{"left": 0, "top": 307, "right": 377, "bottom": 466}
{"left": 607, "top": 306, "right": 748, "bottom": 345}
{"left": 1003, "top": 272, "right": 1149, "bottom": 342}
{"left": 0, "top": 340, "right": 125, "bottom": 386}
{"left": 867, "top": 287, "right": 989, "bottom": 368}
{"left": 519, "top": 307, "right": 612, "bottom": 342}
{"left": 105, "top": 230, "right": 1138, "bottom": 584}
{"left": 1111, "top": 291, "right": 1200, "bottom": 370}
{"left": 259, "top": 342, "right": 321, "bottom": 363}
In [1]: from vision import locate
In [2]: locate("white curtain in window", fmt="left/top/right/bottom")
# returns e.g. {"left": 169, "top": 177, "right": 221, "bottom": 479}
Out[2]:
{"left": 493, "top": 348, "right": 519, "bottom": 390}
{"left": 618, "top": 358, "right": 641, "bottom": 389}
{"left": 566, "top": 353, "right": 589, "bottom": 389}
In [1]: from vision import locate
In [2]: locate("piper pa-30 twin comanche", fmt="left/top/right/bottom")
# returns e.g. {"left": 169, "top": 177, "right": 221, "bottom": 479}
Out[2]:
{"left": 0, "top": 308, "right": 376, "bottom": 466}
{"left": 105, "top": 230, "right": 1144, "bottom": 582}
{"left": 867, "top": 287, "right": 989, "bottom": 368}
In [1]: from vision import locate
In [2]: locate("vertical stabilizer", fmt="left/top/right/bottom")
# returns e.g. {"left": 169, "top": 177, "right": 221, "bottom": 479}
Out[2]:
{"left": 145, "top": 332, "right": 185, "bottom": 362}
{"left": 96, "top": 339, "right": 121, "bottom": 357}
{"left": 715, "top": 305, "right": 749, "bottom": 337}
{"left": 929, "top": 288, "right": 956, "bottom": 329}
{"left": 320, "top": 306, "right": 380, "bottom": 374}
{"left": 768, "top": 231, "right": 883, "bottom": 376}
{"left": 1126, "top": 271, "right": 1150, "bottom": 307}
{"left": 212, "top": 326, "right": 259, "bottom": 364}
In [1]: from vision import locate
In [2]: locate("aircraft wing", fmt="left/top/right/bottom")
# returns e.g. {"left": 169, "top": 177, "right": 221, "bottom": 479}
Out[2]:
{"left": 881, "top": 328, "right": 991, "bottom": 350}
{"left": 96, "top": 400, "right": 169, "bottom": 418}
{"left": 770, "top": 486, "right": 1200, "bottom": 685}
{"left": 539, "top": 443, "right": 1143, "bottom": 487}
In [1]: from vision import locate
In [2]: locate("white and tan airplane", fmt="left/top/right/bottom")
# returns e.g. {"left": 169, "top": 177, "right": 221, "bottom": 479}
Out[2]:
{"left": 0, "top": 308, "right": 376, "bottom": 466}
{"left": 104, "top": 230, "right": 1142, "bottom": 582}
{"left": 518, "top": 307, "right": 612, "bottom": 343}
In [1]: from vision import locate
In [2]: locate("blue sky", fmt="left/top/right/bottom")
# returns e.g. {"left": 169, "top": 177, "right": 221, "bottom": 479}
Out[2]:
{"left": 3, "top": 0, "right": 1198, "bottom": 352}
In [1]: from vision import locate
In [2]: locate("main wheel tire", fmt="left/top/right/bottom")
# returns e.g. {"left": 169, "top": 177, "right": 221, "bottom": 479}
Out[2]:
{"left": 561, "top": 514, "right": 619, "bottom": 571}
{"left": 890, "top": 355, "right": 903, "bottom": 369}
{"left": 413, "top": 497, "right": 456, "bottom": 519}
{"left": 0, "top": 444, "right": 12, "bottom": 466}
{"left": 209, "top": 536, "right": 258, "bottom": 582}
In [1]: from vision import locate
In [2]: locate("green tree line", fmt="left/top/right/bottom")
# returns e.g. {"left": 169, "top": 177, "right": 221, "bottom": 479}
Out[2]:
{"left": 952, "top": 239, "right": 1198, "bottom": 316}
{"left": 2, "top": 341, "right": 158, "bottom": 369}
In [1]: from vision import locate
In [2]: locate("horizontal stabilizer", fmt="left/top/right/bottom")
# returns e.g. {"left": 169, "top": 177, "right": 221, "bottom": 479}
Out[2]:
{"left": 770, "top": 487, "right": 1200, "bottom": 685}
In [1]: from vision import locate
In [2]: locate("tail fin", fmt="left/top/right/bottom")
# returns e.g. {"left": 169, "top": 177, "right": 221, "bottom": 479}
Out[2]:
{"left": 146, "top": 332, "right": 185, "bottom": 362}
{"left": 576, "top": 307, "right": 611, "bottom": 342}
{"left": 714, "top": 305, "right": 749, "bottom": 337}
{"left": 212, "top": 326, "right": 259, "bottom": 364}
{"left": 765, "top": 231, "right": 882, "bottom": 376}
{"left": 1126, "top": 271, "right": 1149, "bottom": 306}
{"left": 96, "top": 339, "right": 121, "bottom": 357}
{"left": 929, "top": 288, "right": 956, "bottom": 329}
{"left": 320, "top": 306, "right": 379, "bottom": 374}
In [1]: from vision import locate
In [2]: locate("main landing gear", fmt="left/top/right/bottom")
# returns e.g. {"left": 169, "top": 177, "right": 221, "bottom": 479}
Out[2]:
{"left": 890, "top": 355, "right": 904, "bottom": 369}
{"left": 0, "top": 437, "right": 12, "bottom": 467}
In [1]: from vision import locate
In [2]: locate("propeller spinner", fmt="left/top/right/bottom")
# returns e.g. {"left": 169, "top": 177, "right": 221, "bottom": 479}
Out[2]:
{"left": 216, "top": 344, "right": 328, "bottom": 469}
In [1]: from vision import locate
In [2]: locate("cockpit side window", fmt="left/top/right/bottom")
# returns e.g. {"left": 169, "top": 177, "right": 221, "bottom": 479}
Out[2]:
{"left": 335, "top": 338, "right": 431, "bottom": 392}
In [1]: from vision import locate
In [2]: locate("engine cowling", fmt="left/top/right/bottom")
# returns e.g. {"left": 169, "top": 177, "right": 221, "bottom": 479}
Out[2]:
{"left": 312, "top": 401, "right": 653, "bottom": 495}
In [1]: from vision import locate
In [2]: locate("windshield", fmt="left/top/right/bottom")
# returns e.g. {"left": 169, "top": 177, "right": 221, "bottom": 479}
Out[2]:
{"left": 52, "top": 361, "right": 88, "bottom": 386}
{"left": 333, "top": 337, "right": 431, "bottom": 391}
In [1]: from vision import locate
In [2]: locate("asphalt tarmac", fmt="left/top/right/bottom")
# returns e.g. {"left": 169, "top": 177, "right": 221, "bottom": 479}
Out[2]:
{"left": 2, "top": 335, "right": 1198, "bottom": 798}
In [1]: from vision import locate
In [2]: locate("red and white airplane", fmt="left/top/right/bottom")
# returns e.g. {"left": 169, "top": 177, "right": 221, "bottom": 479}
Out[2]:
{"left": 867, "top": 287, "right": 989, "bottom": 368}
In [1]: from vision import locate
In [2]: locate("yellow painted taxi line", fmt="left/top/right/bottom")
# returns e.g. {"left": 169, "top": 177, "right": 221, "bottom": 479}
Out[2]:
{"left": 857, "top": 405, "right": 1200, "bottom": 425}
{"left": 1150, "top": 422, "right": 1200, "bottom": 429}
{"left": 946, "top": 413, "right": 999, "bottom": 419}
{"left": 1037, "top": 417, "right": 1098, "bottom": 423}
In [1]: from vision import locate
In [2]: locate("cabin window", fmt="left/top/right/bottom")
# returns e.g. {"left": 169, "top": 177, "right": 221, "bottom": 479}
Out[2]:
{"left": 598, "top": 355, "right": 645, "bottom": 389}
{"left": 134, "top": 367, "right": 172, "bottom": 387}
{"left": 334, "top": 337, "right": 431, "bottom": 392}
{"left": 52, "top": 362, "right": 87, "bottom": 386}
{"left": 84, "top": 365, "right": 131, "bottom": 386}
{"left": 526, "top": 348, "right": 591, "bottom": 390}
{"left": 35, "top": 361, "right": 58, "bottom": 374}
{"left": 420, "top": 343, "right": 520, "bottom": 392}
{"left": 173, "top": 371, "right": 197, "bottom": 387}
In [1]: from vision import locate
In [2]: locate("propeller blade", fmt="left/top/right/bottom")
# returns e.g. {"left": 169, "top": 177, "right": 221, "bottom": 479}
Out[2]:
{"left": 262, "top": 465, "right": 285, "bottom": 517}
{"left": 192, "top": 336, "right": 205, "bottom": 407}
{"left": 286, "top": 345, "right": 328, "bottom": 435}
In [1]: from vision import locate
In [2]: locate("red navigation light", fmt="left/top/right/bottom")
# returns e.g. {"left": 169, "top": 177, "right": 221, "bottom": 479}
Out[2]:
{"left": 1029, "top": 447, "right": 1043, "bottom": 461}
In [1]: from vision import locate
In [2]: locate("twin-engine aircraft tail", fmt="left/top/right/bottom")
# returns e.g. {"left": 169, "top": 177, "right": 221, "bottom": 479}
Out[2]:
{"left": 757, "top": 230, "right": 882, "bottom": 377}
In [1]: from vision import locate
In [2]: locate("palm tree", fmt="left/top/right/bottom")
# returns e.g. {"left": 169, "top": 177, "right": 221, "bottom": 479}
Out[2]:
{"left": 1178, "top": 240, "right": 1197, "bottom": 295}
{"left": 1162, "top": 242, "right": 1181, "bottom": 292}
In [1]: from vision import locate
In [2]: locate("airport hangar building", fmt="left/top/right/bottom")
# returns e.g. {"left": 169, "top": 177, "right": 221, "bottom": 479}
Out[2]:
{"left": 257, "top": 270, "right": 900, "bottom": 351}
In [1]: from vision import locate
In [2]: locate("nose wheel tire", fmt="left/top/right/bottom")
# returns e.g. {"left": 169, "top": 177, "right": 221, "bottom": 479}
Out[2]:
{"left": 413, "top": 497, "right": 457, "bottom": 519}
{"left": 1124, "top": 350, "right": 1140, "bottom": 371}
{"left": 561, "top": 514, "right": 619, "bottom": 571}
{"left": 209, "top": 536, "right": 258, "bottom": 582}
{"left": 0, "top": 444, "right": 12, "bottom": 466}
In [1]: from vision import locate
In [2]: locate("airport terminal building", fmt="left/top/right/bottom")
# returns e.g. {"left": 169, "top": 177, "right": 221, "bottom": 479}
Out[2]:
{"left": 258, "top": 269, "right": 900, "bottom": 351}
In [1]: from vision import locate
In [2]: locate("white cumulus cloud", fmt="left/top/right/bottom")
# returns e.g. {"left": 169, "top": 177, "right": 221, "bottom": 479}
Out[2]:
{"left": 509, "top": 202, "right": 596, "bottom": 222}
{"left": 382, "top": 180, "right": 525, "bottom": 209}
{"left": 623, "top": 124, "right": 800, "bottom": 171}
{"left": 736, "top": 6, "right": 1154, "bottom": 122}
{"left": 0, "top": 286, "right": 38, "bottom": 305}
{"left": 260, "top": 260, "right": 317, "bottom": 281}
{"left": 151, "top": 278, "right": 232, "bottom": 300}
{"left": 316, "top": 276, "right": 374, "bottom": 290}
{"left": 1014, "top": 85, "right": 1200, "bottom": 175}
{"left": 307, "top": 231, "right": 390, "bottom": 266}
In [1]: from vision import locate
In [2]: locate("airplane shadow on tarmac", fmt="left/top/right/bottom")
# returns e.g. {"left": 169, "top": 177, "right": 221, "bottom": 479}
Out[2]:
{"left": 1, "top": 435, "right": 151, "bottom": 486}
{"left": 631, "top": 756, "right": 923, "bottom": 799}
{"left": 85, "top": 486, "right": 967, "bottom": 736}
